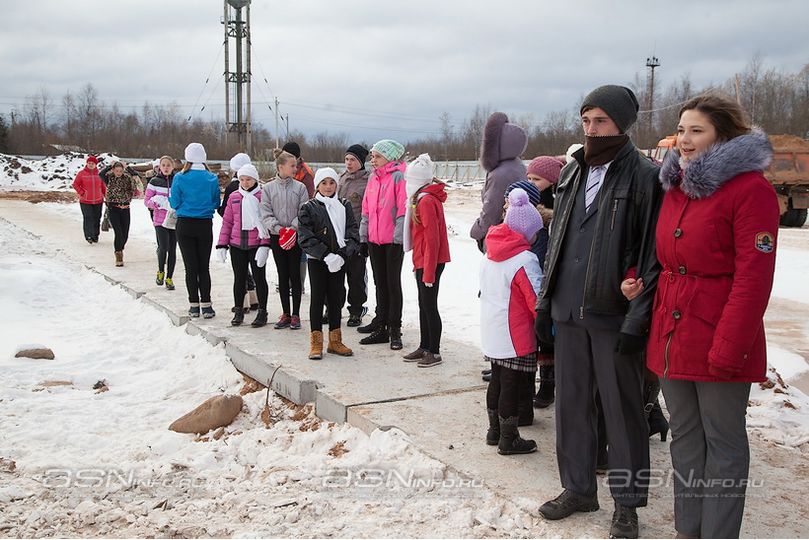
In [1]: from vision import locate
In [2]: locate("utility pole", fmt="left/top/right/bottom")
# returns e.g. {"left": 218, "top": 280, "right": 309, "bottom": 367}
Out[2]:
{"left": 645, "top": 55, "right": 660, "bottom": 144}
{"left": 274, "top": 97, "right": 279, "bottom": 149}
{"left": 222, "top": 0, "right": 252, "bottom": 153}
{"left": 284, "top": 114, "right": 289, "bottom": 137}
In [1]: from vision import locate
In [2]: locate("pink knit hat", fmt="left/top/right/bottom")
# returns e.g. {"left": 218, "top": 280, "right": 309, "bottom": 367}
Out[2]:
{"left": 504, "top": 188, "right": 543, "bottom": 242}
{"left": 526, "top": 156, "right": 564, "bottom": 184}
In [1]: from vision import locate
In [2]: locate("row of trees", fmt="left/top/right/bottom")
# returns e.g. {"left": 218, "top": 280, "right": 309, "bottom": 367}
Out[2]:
{"left": 2, "top": 58, "right": 807, "bottom": 161}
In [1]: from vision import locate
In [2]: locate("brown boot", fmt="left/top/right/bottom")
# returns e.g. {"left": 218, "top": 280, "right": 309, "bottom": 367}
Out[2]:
{"left": 309, "top": 330, "right": 323, "bottom": 360}
{"left": 327, "top": 328, "right": 353, "bottom": 356}
{"left": 114, "top": 251, "right": 124, "bottom": 267}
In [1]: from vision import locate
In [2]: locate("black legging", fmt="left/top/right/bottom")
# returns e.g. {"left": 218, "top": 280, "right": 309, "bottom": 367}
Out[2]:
{"left": 107, "top": 205, "right": 130, "bottom": 252}
{"left": 271, "top": 238, "right": 302, "bottom": 316}
{"left": 415, "top": 264, "right": 445, "bottom": 353}
{"left": 308, "top": 258, "right": 346, "bottom": 331}
{"left": 176, "top": 217, "right": 213, "bottom": 304}
{"left": 486, "top": 364, "right": 523, "bottom": 418}
{"left": 155, "top": 225, "right": 177, "bottom": 277}
{"left": 80, "top": 203, "right": 102, "bottom": 240}
{"left": 368, "top": 242, "right": 404, "bottom": 329}
{"left": 230, "top": 247, "right": 268, "bottom": 310}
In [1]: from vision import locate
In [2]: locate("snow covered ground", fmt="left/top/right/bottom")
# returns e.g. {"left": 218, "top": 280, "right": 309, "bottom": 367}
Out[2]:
{"left": 0, "top": 153, "right": 123, "bottom": 191}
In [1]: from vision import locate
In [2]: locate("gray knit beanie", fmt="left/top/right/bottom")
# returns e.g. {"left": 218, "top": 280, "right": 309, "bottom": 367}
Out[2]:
{"left": 580, "top": 85, "right": 640, "bottom": 133}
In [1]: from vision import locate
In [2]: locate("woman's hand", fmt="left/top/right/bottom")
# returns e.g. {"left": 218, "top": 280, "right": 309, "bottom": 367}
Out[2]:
{"left": 621, "top": 277, "right": 644, "bottom": 301}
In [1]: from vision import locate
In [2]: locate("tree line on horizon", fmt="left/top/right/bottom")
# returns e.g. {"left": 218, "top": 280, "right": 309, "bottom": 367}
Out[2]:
{"left": 1, "top": 56, "right": 807, "bottom": 163}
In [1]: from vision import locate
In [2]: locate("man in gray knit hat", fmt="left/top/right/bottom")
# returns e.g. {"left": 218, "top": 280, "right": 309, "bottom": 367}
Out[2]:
{"left": 534, "top": 85, "right": 663, "bottom": 539}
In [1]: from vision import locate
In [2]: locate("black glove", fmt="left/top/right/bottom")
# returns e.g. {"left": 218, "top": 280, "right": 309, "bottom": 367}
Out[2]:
{"left": 476, "top": 238, "right": 486, "bottom": 254}
{"left": 359, "top": 243, "right": 369, "bottom": 258}
{"left": 615, "top": 332, "right": 648, "bottom": 355}
{"left": 534, "top": 310, "right": 554, "bottom": 344}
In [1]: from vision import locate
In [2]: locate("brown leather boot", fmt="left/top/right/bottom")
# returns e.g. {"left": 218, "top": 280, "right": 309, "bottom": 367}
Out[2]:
{"left": 114, "top": 251, "right": 124, "bottom": 267}
{"left": 309, "top": 330, "right": 323, "bottom": 360}
{"left": 327, "top": 328, "right": 353, "bottom": 356}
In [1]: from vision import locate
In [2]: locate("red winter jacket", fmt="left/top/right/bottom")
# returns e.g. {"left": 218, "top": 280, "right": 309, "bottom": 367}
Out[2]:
{"left": 72, "top": 166, "right": 106, "bottom": 204}
{"left": 411, "top": 183, "right": 451, "bottom": 284}
{"left": 646, "top": 131, "right": 779, "bottom": 383}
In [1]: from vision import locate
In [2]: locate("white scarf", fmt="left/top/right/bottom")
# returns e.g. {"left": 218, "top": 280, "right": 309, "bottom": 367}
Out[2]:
{"left": 238, "top": 187, "right": 269, "bottom": 239}
{"left": 315, "top": 193, "right": 346, "bottom": 249}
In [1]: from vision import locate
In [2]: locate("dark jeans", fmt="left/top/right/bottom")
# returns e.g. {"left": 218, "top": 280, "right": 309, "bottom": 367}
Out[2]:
{"left": 344, "top": 252, "right": 368, "bottom": 316}
{"left": 661, "top": 379, "right": 752, "bottom": 539}
{"left": 486, "top": 364, "right": 534, "bottom": 418}
{"left": 176, "top": 217, "right": 213, "bottom": 304}
{"left": 155, "top": 226, "right": 177, "bottom": 277}
{"left": 415, "top": 264, "right": 444, "bottom": 353}
{"left": 107, "top": 205, "right": 130, "bottom": 252}
{"left": 80, "top": 203, "right": 102, "bottom": 240}
{"left": 308, "top": 258, "right": 346, "bottom": 331}
{"left": 368, "top": 242, "right": 404, "bottom": 329}
{"left": 230, "top": 247, "right": 268, "bottom": 310}
{"left": 271, "top": 239, "right": 302, "bottom": 316}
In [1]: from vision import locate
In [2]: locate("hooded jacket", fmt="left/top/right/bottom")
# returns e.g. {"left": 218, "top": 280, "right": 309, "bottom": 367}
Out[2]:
{"left": 338, "top": 167, "right": 370, "bottom": 222}
{"left": 360, "top": 160, "right": 407, "bottom": 245}
{"left": 144, "top": 171, "right": 173, "bottom": 226}
{"left": 469, "top": 112, "right": 528, "bottom": 242}
{"left": 259, "top": 175, "right": 309, "bottom": 234}
{"left": 647, "top": 129, "right": 779, "bottom": 383}
{"left": 72, "top": 166, "right": 106, "bottom": 204}
{"left": 536, "top": 141, "right": 662, "bottom": 336}
{"left": 216, "top": 185, "right": 272, "bottom": 250}
{"left": 169, "top": 169, "right": 221, "bottom": 219}
{"left": 480, "top": 224, "right": 543, "bottom": 358}
{"left": 410, "top": 183, "right": 451, "bottom": 284}
{"left": 297, "top": 196, "right": 360, "bottom": 261}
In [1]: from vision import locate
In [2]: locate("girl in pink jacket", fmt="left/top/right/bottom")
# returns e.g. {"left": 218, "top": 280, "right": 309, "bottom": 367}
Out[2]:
{"left": 358, "top": 139, "right": 408, "bottom": 350}
{"left": 216, "top": 164, "right": 271, "bottom": 328}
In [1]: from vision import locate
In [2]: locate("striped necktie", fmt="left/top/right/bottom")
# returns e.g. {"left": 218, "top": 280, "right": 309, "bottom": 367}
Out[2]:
{"left": 585, "top": 165, "right": 605, "bottom": 212}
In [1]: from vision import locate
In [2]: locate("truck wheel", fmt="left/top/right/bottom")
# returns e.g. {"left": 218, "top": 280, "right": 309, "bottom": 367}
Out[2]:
{"left": 780, "top": 207, "right": 808, "bottom": 227}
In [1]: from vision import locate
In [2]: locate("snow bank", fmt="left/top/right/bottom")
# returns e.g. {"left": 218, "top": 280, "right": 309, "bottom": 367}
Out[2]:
{"left": 0, "top": 152, "right": 121, "bottom": 191}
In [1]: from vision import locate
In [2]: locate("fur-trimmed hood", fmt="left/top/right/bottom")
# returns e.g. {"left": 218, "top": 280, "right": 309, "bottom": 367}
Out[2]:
{"left": 480, "top": 112, "right": 528, "bottom": 172}
{"left": 659, "top": 128, "right": 772, "bottom": 199}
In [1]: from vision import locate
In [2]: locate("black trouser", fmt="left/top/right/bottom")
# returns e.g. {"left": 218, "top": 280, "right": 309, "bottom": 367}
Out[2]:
{"left": 368, "top": 242, "right": 404, "bottom": 329}
{"left": 554, "top": 318, "right": 649, "bottom": 507}
{"left": 486, "top": 364, "right": 535, "bottom": 418}
{"left": 107, "top": 205, "right": 130, "bottom": 252}
{"left": 415, "top": 264, "right": 444, "bottom": 353}
{"left": 176, "top": 217, "right": 213, "bottom": 304}
{"left": 661, "top": 379, "right": 752, "bottom": 539}
{"left": 155, "top": 225, "right": 177, "bottom": 277}
{"left": 80, "top": 203, "right": 103, "bottom": 240}
{"left": 230, "top": 247, "right": 268, "bottom": 310}
{"left": 308, "top": 258, "right": 346, "bottom": 331}
{"left": 271, "top": 239, "right": 302, "bottom": 316}
{"left": 344, "top": 252, "right": 368, "bottom": 316}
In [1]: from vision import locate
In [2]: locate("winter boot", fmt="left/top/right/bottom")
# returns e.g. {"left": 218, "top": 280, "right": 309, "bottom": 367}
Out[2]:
{"left": 327, "top": 329, "right": 353, "bottom": 356}
{"left": 534, "top": 365, "right": 555, "bottom": 408}
{"left": 309, "top": 330, "right": 323, "bottom": 360}
{"left": 497, "top": 416, "right": 537, "bottom": 455}
{"left": 156, "top": 271, "right": 165, "bottom": 286}
{"left": 609, "top": 503, "right": 639, "bottom": 539}
{"left": 114, "top": 250, "right": 124, "bottom": 267}
{"left": 251, "top": 309, "right": 268, "bottom": 328}
{"left": 201, "top": 303, "right": 215, "bottom": 319}
{"left": 165, "top": 277, "right": 175, "bottom": 290}
{"left": 389, "top": 326, "right": 403, "bottom": 350}
{"left": 486, "top": 408, "right": 500, "bottom": 446}
{"left": 644, "top": 378, "right": 669, "bottom": 442}
{"left": 357, "top": 318, "right": 382, "bottom": 334}
{"left": 231, "top": 307, "right": 244, "bottom": 326}
{"left": 360, "top": 325, "right": 389, "bottom": 345}
{"left": 188, "top": 303, "right": 201, "bottom": 318}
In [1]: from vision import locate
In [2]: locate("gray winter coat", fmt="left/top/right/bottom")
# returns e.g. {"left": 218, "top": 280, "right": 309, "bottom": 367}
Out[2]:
{"left": 337, "top": 167, "right": 370, "bottom": 223}
{"left": 470, "top": 112, "right": 528, "bottom": 242}
{"left": 259, "top": 176, "right": 309, "bottom": 234}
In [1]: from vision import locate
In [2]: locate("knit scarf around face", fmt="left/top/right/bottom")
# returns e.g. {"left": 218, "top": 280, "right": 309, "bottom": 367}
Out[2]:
{"left": 315, "top": 193, "right": 346, "bottom": 249}
{"left": 583, "top": 134, "right": 629, "bottom": 166}
{"left": 238, "top": 186, "right": 270, "bottom": 239}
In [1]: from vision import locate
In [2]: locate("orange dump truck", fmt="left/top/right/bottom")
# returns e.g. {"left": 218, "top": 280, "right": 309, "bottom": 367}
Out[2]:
{"left": 653, "top": 134, "right": 809, "bottom": 227}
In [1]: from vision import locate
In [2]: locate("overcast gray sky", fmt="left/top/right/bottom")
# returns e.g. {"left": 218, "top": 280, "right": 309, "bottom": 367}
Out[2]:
{"left": 1, "top": 0, "right": 807, "bottom": 142}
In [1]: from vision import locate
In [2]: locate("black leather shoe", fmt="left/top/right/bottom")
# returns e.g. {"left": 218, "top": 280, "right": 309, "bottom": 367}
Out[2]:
{"left": 538, "top": 489, "right": 599, "bottom": 520}
{"left": 357, "top": 320, "right": 381, "bottom": 334}
{"left": 609, "top": 504, "right": 638, "bottom": 539}
{"left": 359, "top": 326, "right": 389, "bottom": 345}
{"left": 389, "top": 327, "right": 402, "bottom": 350}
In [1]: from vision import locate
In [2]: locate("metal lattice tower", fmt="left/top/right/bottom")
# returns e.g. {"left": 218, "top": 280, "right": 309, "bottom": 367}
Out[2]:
{"left": 223, "top": 0, "right": 252, "bottom": 152}
{"left": 645, "top": 55, "right": 660, "bottom": 138}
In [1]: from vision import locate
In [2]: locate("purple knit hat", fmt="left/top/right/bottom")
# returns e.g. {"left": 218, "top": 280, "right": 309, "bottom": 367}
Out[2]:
{"left": 504, "top": 188, "right": 543, "bottom": 242}
{"left": 526, "top": 156, "right": 564, "bottom": 185}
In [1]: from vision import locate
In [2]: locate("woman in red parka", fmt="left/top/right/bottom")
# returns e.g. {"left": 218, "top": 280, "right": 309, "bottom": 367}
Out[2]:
{"left": 646, "top": 95, "right": 779, "bottom": 539}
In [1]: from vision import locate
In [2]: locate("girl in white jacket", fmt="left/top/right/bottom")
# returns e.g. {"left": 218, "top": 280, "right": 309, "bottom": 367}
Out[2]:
{"left": 479, "top": 188, "right": 544, "bottom": 455}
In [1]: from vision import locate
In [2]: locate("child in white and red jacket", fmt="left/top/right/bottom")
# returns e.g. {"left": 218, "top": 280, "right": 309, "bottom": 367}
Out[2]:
{"left": 480, "top": 188, "right": 544, "bottom": 456}
{"left": 216, "top": 164, "right": 271, "bottom": 328}
{"left": 401, "top": 154, "right": 450, "bottom": 368}
{"left": 144, "top": 155, "right": 177, "bottom": 290}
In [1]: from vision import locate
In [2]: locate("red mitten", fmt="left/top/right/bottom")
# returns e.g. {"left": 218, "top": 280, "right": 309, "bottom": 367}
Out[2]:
{"left": 279, "top": 227, "right": 297, "bottom": 250}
